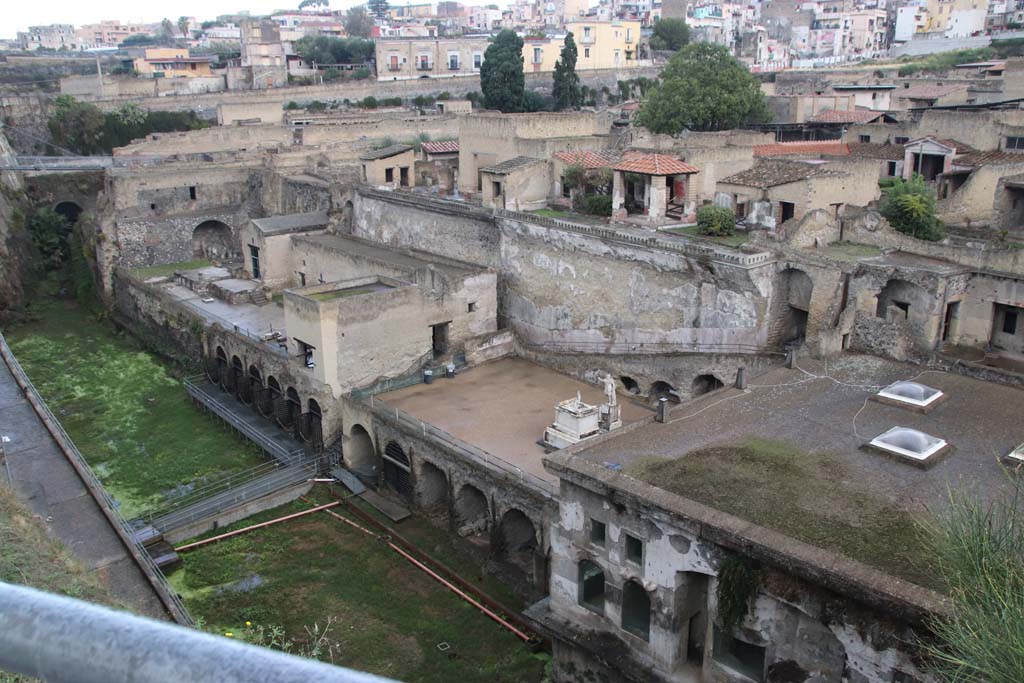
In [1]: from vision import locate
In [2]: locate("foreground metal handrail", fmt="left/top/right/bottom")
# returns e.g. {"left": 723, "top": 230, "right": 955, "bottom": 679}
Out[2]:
{"left": 0, "top": 582, "right": 398, "bottom": 683}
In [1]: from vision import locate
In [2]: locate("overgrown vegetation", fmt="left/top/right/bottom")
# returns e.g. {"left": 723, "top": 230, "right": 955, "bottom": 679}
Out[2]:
{"left": 649, "top": 17, "right": 690, "bottom": 52}
{"left": 292, "top": 36, "right": 374, "bottom": 68}
{"left": 626, "top": 439, "right": 937, "bottom": 588}
{"left": 171, "top": 493, "right": 547, "bottom": 682}
{"left": 716, "top": 556, "right": 758, "bottom": 634}
{"left": 696, "top": 205, "right": 736, "bottom": 237}
{"left": 921, "top": 481, "right": 1024, "bottom": 683}
{"left": 896, "top": 48, "right": 993, "bottom": 76}
{"left": 880, "top": 173, "right": 945, "bottom": 242}
{"left": 5, "top": 280, "right": 265, "bottom": 518}
{"left": 48, "top": 96, "right": 209, "bottom": 155}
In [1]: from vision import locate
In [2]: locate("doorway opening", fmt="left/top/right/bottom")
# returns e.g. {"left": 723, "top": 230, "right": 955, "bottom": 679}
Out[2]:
{"left": 431, "top": 322, "right": 450, "bottom": 358}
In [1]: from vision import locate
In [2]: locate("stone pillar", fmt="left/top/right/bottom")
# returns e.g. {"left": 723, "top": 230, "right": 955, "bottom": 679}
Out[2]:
{"left": 612, "top": 169, "right": 627, "bottom": 219}
{"left": 648, "top": 175, "right": 668, "bottom": 219}
{"left": 735, "top": 366, "right": 747, "bottom": 390}
{"left": 785, "top": 348, "right": 797, "bottom": 369}
{"left": 655, "top": 397, "right": 670, "bottom": 423}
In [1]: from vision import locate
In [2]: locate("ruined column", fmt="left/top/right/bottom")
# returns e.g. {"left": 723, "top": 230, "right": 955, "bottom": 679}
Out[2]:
{"left": 735, "top": 366, "right": 747, "bottom": 390}
{"left": 655, "top": 397, "right": 670, "bottom": 423}
{"left": 611, "top": 169, "right": 626, "bottom": 220}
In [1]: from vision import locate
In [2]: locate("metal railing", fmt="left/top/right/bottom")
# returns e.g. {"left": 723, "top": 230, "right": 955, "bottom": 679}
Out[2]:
{"left": 368, "top": 397, "right": 558, "bottom": 499}
{"left": 521, "top": 339, "right": 784, "bottom": 356}
{"left": 0, "top": 582, "right": 398, "bottom": 683}
{"left": 183, "top": 376, "right": 305, "bottom": 461}
{"left": 0, "top": 332, "right": 193, "bottom": 626}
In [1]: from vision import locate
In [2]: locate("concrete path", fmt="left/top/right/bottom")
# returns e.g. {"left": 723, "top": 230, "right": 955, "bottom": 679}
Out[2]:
{"left": 0, "top": 354, "right": 168, "bottom": 619}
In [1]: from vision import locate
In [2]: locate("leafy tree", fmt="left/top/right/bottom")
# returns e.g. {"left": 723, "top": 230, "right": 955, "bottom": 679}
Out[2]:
{"left": 119, "top": 33, "right": 160, "bottom": 47}
{"left": 368, "top": 0, "right": 390, "bottom": 20}
{"left": 28, "top": 208, "right": 71, "bottom": 267}
{"left": 481, "top": 29, "right": 525, "bottom": 113}
{"left": 293, "top": 35, "right": 374, "bottom": 65}
{"left": 344, "top": 6, "right": 374, "bottom": 38}
{"left": 649, "top": 17, "right": 690, "bottom": 52}
{"left": 299, "top": 0, "right": 330, "bottom": 7}
{"left": 880, "top": 174, "right": 945, "bottom": 241}
{"left": 160, "top": 18, "right": 176, "bottom": 42}
{"left": 113, "top": 102, "right": 147, "bottom": 127}
{"left": 696, "top": 205, "right": 736, "bottom": 236}
{"left": 921, "top": 482, "right": 1024, "bottom": 683}
{"left": 553, "top": 32, "right": 582, "bottom": 111}
{"left": 48, "top": 96, "right": 106, "bottom": 155}
{"left": 637, "top": 43, "right": 770, "bottom": 133}
{"left": 177, "top": 16, "right": 191, "bottom": 40}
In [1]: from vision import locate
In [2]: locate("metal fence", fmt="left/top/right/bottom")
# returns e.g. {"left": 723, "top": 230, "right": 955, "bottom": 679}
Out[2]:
{"left": 368, "top": 397, "right": 558, "bottom": 499}
{"left": 0, "top": 332, "right": 194, "bottom": 626}
{"left": 0, "top": 582, "right": 398, "bottom": 683}
{"left": 521, "top": 339, "right": 785, "bottom": 356}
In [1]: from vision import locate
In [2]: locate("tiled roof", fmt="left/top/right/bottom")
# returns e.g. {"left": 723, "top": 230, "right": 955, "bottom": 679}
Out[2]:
{"left": 952, "top": 150, "right": 1024, "bottom": 167}
{"left": 719, "top": 159, "right": 842, "bottom": 189}
{"left": 359, "top": 143, "right": 414, "bottom": 160}
{"left": 898, "top": 84, "right": 967, "bottom": 99}
{"left": 808, "top": 109, "right": 886, "bottom": 124}
{"left": 479, "top": 156, "right": 545, "bottom": 174}
{"left": 907, "top": 137, "right": 974, "bottom": 152}
{"left": 421, "top": 139, "right": 459, "bottom": 154}
{"left": 754, "top": 141, "right": 849, "bottom": 157}
{"left": 613, "top": 152, "right": 699, "bottom": 175}
{"left": 846, "top": 142, "right": 905, "bottom": 161}
{"left": 552, "top": 150, "right": 622, "bottom": 169}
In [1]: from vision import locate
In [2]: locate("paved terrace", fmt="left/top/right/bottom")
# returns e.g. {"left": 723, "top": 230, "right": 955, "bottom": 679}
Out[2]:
{"left": 376, "top": 358, "right": 652, "bottom": 484}
{"left": 162, "top": 282, "right": 287, "bottom": 351}
{"left": 581, "top": 354, "right": 1021, "bottom": 510}
{"left": 0, "top": 339, "right": 168, "bottom": 619}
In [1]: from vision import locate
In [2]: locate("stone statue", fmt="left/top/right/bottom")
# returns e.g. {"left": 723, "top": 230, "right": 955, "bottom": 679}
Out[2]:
{"left": 602, "top": 373, "right": 617, "bottom": 406}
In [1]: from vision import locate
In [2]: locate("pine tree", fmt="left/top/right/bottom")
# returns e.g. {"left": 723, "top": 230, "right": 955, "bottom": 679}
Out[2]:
{"left": 367, "top": 0, "right": 389, "bottom": 20}
{"left": 552, "top": 32, "right": 582, "bottom": 111}
{"left": 480, "top": 30, "right": 525, "bottom": 113}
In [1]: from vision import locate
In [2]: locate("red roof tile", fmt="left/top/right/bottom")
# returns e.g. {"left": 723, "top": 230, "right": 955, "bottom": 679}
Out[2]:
{"left": 613, "top": 152, "right": 699, "bottom": 175}
{"left": 552, "top": 150, "right": 621, "bottom": 169}
{"left": 754, "top": 141, "right": 849, "bottom": 157}
{"left": 808, "top": 109, "right": 885, "bottom": 124}
{"left": 421, "top": 139, "right": 459, "bottom": 154}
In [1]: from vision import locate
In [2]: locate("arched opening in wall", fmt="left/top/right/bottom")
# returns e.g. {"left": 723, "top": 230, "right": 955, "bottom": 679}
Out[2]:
{"left": 54, "top": 201, "right": 82, "bottom": 225}
{"left": 302, "top": 398, "right": 323, "bottom": 453}
{"left": 276, "top": 386, "right": 300, "bottom": 430}
{"left": 777, "top": 267, "right": 813, "bottom": 345}
{"left": 620, "top": 375, "right": 640, "bottom": 395}
{"left": 691, "top": 374, "right": 724, "bottom": 397}
{"left": 191, "top": 220, "right": 234, "bottom": 260}
{"left": 621, "top": 580, "right": 652, "bottom": 641}
{"left": 454, "top": 484, "right": 489, "bottom": 544}
{"left": 247, "top": 365, "right": 262, "bottom": 404}
{"left": 229, "top": 355, "right": 245, "bottom": 400}
{"left": 345, "top": 424, "right": 376, "bottom": 481}
{"left": 259, "top": 376, "right": 281, "bottom": 418}
{"left": 875, "top": 279, "right": 925, "bottom": 323}
{"left": 382, "top": 441, "right": 413, "bottom": 500}
{"left": 497, "top": 509, "right": 538, "bottom": 573}
{"left": 342, "top": 200, "right": 355, "bottom": 234}
{"left": 577, "top": 559, "right": 605, "bottom": 614}
{"left": 649, "top": 380, "right": 681, "bottom": 405}
{"left": 213, "top": 346, "right": 228, "bottom": 387}
{"left": 418, "top": 461, "right": 448, "bottom": 512}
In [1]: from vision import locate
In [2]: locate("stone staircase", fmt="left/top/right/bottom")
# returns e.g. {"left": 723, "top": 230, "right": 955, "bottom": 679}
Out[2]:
{"left": 250, "top": 289, "right": 270, "bottom": 306}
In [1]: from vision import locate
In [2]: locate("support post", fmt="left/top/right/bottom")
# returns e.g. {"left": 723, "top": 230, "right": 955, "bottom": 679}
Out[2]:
{"left": 735, "top": 366, "right": 747, "bottom": 390}
{"left": 655, "top": 397, "right": 670, "bottom": 423}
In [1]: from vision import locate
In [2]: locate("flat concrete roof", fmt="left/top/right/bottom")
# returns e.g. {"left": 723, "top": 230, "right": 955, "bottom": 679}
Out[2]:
{"left": 575, "top": 354, "right": 1024, "bottom": 585}
{"left": 860, "top": 250, "right": 967, "bottom": 275}
{"left": 163, "top": 283, "right": 286, "bottom": 348}
{"left": 252, "top": 211, "right": 329, "bottom": 236}
{"left": 376, "top": 358, "right": 651, "bottom": 484}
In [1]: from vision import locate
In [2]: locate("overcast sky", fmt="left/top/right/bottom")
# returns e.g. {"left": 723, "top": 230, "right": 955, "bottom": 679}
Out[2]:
{"left": 1, "top": 2, "right": 367, "bottom": 39}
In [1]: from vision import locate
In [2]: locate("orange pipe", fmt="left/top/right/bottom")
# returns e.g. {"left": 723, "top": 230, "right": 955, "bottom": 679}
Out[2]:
{"left": 315, "top": 504, "right": 534, "bottom": 643}
{"left": 175, "top": 501, "right": 340, "bottom": 552}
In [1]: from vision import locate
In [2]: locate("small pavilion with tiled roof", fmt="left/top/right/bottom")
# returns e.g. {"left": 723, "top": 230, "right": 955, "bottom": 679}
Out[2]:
{"left": 902, "top": 137, "right": 974, "bottom": 182}
{"left": 610, "top": 152, "right": 700, "bottom": 221}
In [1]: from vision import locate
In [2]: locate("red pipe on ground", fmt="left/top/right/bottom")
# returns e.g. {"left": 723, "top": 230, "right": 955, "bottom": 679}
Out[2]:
{"left": 175, "top": 501, "right": 340, "bottom": 552}
{"left": 310, "top": 502, "right": 535, "bottom": 643}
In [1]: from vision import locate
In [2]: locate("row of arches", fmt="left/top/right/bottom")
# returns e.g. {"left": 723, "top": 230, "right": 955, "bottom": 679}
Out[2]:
{"left": 619, "top": 374, "right": 725, "bottom": 404}
{"left": 207, "top": 346, "right": 323, "bottom": 452}
{"left": 579, "top": 559, "right": 652, "bottom": 641}
{"left": 350, "top": 428, "right": 541, "bottom": 575}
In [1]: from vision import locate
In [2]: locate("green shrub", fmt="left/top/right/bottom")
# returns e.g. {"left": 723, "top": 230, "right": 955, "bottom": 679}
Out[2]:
{"left": 576, "top": 194, "right": 613, "bottom": 216}
{"left": 880, "top": 174, "right": 945, "bottom": 241}
{"left": 352, "top": 67, "right": 371, "bottom": 80}
{"left": 380, "top": 96, "right": 403, "bottom": 107}
{"left": 437, "top": 91, "right": 452, "bottom": 100}
{"left": 306, "top": 100, "right": 327, "bottom": 112}
{"left": 284, "top": 101, "right": 301, "bottom": 110}
{"left": 358, "top": 96, "right": 378, "bottom": 109}
{"left": 696, "top": 205, "right": 736, "bottom": 236}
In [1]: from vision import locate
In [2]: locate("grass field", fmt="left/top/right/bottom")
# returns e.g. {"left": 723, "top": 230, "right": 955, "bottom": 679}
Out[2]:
{"left": 171, "top": 492, "right": 548, "bottom": 683}
{"left": 3, "top": 285, "right": 265, "bottom": 519}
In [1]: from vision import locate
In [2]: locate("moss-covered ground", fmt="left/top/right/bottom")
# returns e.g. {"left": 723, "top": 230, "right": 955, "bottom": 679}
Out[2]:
{"left": 171, "top": 489, "right": 548, "bottom": 683}
{"left": 663, "top": 225, "right": 749, "bottom": 248}
{"left": 2, "top": 282, "right": 265, "bottom": 518}
{"left": 626, "top": 438, "right": 939, "bottom": 590}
